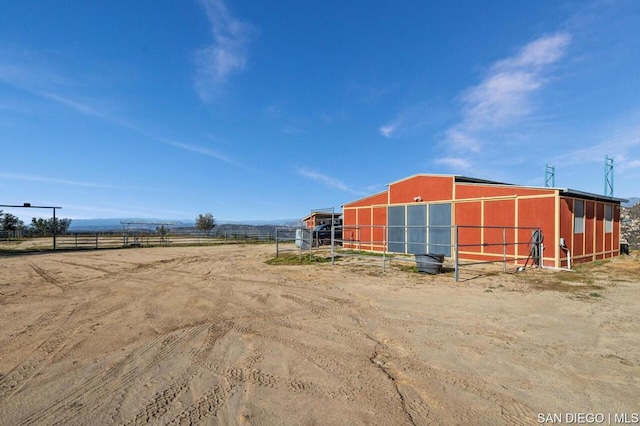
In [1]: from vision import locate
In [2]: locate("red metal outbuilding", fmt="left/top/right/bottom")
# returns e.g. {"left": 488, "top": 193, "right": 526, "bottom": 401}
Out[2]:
{"left": 342, "top": 174, "right": 625, "bottom": 268}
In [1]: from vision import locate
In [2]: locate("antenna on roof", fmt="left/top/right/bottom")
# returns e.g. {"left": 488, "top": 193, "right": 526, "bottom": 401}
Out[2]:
{"left": 604, "top": 155, "right": 614, "bottom": 197}
{"left": 545, "top": 164, "right": 555, "bottom": 187}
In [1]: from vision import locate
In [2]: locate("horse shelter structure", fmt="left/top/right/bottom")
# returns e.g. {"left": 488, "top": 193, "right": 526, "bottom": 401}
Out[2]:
{"left": 342, "top": 174, "right": 626, "bottom": 269}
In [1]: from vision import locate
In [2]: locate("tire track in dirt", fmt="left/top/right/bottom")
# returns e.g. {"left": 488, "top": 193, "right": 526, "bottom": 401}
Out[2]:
{"left": 19, "top": 323, "right": 209, "bottom": 426}
{"left": 367, "top": 334, "right": 537, "bottom": 425}
{"left": 29, "top": 263, "right": 71, "bottom": 292}
{"left": 161, "top": 332, "right": 363, "bottom": 426}
{"left": 106, "top": 293, "right": 210, "bottom": 422}
{"left": 83, "top": 300, "right": 401, "bottom": 426}
{"left": 119, "top": 281, "right": 233, "bottom": 426}
{"left": 55, "top": 260, "right": 112, "bottom": 274}
{"left": 114, "top": 274, "right": 233, "bottom": 426}
{"left": 213, "top": 319, "right": 375, "bottom": 403}
{"left": 0, "top": 302, "right": 78, "bottom": 400}
{"left": 105, "top": 288, "right": 231, "bottom": 424}
{"left": 123, "top": 321, "right": 233, "bottom": 426}
{"left": 167, "top": 381, "right": 234, "bottom": 426}
{"left": 31, "top": 284, "right": 233, "bottom": 425}
{"left": 217, "top": 360, "right": 358, "bottom": 402}
{"left": 0, "top": 306, "right": 69, "bottom": 352}
{"left": 234, "top": 299, "right": 376, "bottom": 357}
{"left": 280, "top": 293, "right": 373, "bottom": 326}
{"left": 246, "top": 291, "right": 268, "bottom": 304}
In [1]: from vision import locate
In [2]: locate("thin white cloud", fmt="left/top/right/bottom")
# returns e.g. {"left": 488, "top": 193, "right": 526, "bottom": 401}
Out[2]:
{"left": 296, "top": 168, "right": 367, "bottom": 195}
{"left": 379, "top": 124, "right": 397, "bottom": 138}
{"left": 461, "top": 70, "right": 541, "bottom": 129}
{"left": 619, "top": 159, "right": 640, "bottom": 172}
{"left": 281, "top": 126, "right": 305, "bottom": 136}
{"left": 164, "top": 140, "right": 239, "bottom": 166}
{"left": 498, "top": 33, "right": 572, "bottom": 68}
{"left": 195, "top": 0, "right": 254, "bottom": 101}
{"left": 0, "top": 172, "right": 161, "bottom": 191}
{"left": 39, "top": 91, "right": 115, "bottom": 121}
{"left": 443, "top": 128, "right": 480, "bottom": 153}
{"left": 297, "top": 168, "right": 349, "bottom": 191}
{"left": 434, "top": 157, "right": 472, "bottom": 170}
{"left": 0, "top": 49, "right": 241, "bottom": 167}
{"left": 379, "top": 34, "right": 570, "bottom": 140}
{"left": 378, "top": 101, "right": 450, "bottom": 139}
{"left": 451, "top": 32, "right": 571, "bottom": 142}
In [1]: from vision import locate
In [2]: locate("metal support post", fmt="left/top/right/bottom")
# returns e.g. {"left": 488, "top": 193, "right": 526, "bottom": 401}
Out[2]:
{"left": 503, "top": 227, "right": 507, "bottom": 273}
{"left": 331, "top": 225, "right": 335, "bottom": 265}
{"left": 52, "top": 207, "right": 57, "bottom": 250}
{"left": 454, "top": 226, "right": 460, "bottom": 282}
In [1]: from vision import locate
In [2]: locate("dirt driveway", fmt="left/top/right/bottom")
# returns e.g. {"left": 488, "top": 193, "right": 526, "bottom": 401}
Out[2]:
{"left": 0, "top": 244, "right": 638, "bottom": 425}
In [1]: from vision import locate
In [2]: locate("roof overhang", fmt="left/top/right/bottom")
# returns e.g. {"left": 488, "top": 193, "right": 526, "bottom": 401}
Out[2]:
{"left": 559, "top": 189, "right": 627, "bottom": 204}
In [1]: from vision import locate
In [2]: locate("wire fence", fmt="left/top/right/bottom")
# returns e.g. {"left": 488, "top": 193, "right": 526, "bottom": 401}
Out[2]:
{"left": 275, "top": 224, "right": 543, "bottom": 282}
{"left": 3, "top": 223, "right": 543, "bottom": 282}
{"left": 0, "top": 230, "right": 278, "bottom": 252}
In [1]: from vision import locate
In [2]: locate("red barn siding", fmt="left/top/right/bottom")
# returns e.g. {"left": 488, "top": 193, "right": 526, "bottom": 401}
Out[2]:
{"left": 389, "top": 175, "right": 453, "bottom": 204}
{"left": 595, "top": 204, "right": 604, "bottom": 260}
{"left": 357, "top": 208, "right": 373, "bottom": 250}
{"left": 484, "top": 199, "right": 516, "bottom": 256}
{"left": 341, "top": 174, "right": 622, "bottom": 267}
{"left": 455, "top": 184, "right": 554, "bottom": 199}
{"left": 372, "top": 206, "right": 387, "bottom": 250}
{"left": 585, "top": 201, "right": 595, "bottom": 258}
{"left": 344, "top": 192, "right": 388, "bottom": 208}
{"left": 455, "top": 202, "right": 482, "bottom": 254}
{"left": 342, "top": 209, "right": 358, "bottom": 247}
{"left": 518, "top": 197, "right": 557, "bottom": 266}
{"left": 559, "top": 198, "right": 573, "bottom": 267}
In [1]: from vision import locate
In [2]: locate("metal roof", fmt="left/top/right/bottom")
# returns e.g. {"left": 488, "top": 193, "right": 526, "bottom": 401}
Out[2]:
{"left": 559, "top": 189, "right": 627, "bottom": 204}
{"left": 453, "top": 175, "right": 513, "bottom": 186}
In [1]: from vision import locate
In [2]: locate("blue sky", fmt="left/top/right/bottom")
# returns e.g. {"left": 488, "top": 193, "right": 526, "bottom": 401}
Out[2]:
{"left": 1, "top": 1, "right": 639, "bottom": 222}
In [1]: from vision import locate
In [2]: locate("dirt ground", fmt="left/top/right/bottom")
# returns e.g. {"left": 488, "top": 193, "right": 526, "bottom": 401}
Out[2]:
{"left": 0, "top": 244, "right": 638, "bottom": 425}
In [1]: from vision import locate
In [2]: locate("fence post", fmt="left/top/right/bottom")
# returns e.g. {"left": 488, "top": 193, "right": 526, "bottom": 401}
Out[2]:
{"left": 383, "top": 225, "right": 388, "bottom": 272}
{"left": 454, "top": 226, "right": 459, "bottom": 282}
{"left": 96, "top": 233, "right": 99, "bottom": 249}
{"left": 503, "top": 227, "right": 507, "bottom": 273}
{"left": 75, "top": 234, "right": 78, "bottom": 249}
{"left": 538, "top": 228, "right": 543, "bottom": 268}
{"left": 276, "top": 228, "right": 279, "bottom": 258}
{"left": 382, "top": 241, "right": 386, "bottom": 272}
{"left": 331, "top": 225, "right": 335, "bottom": 266}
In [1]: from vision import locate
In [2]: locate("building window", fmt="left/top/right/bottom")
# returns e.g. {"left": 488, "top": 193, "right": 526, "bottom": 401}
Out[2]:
{"left": 574, "top": 200, "right": 584, "bottom": 234}
{"left": 605, "top": 204, "right": 612, "bottom": 233}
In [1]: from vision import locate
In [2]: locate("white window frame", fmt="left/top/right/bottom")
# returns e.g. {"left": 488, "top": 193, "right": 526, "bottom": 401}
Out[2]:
{"left": 574, "top": 200, "right": 584, "bottom": 234}
{"left": 605, "top": 204, "right": 613, "bottom": 233}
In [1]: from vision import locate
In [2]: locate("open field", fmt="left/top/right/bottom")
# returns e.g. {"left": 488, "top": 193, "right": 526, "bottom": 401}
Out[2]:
{"left": 0, "top": 245, "right": 639, "bottom": 425}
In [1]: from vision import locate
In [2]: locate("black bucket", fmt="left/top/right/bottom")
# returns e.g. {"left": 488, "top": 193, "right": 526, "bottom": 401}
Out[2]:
{"left": 415, "top": 253, "right": 445, "bottom": 274}
{"left": 621, "top": 242, "right": 629, "bottom": 255}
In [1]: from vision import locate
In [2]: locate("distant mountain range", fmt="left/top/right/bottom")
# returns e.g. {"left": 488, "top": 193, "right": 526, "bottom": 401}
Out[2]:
{"left": 68, "top": 218, "right": 302, "bottom": 232}
{"left": 622, "top": 197, "right": 640, "bottom": 208}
